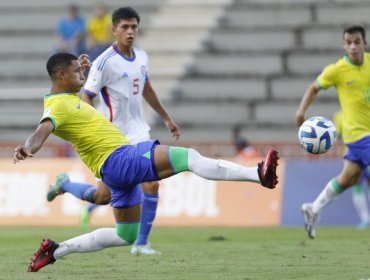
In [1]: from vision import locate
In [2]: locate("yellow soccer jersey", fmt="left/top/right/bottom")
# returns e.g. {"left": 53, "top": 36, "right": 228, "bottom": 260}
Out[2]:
{"left": 333, "top": 110, "right": 348, "bottom": 155}
{"left": 316, "top": 53, "right": 370, "bottom": 143}
{"left": 333, "top": 111, "right": 343, "bottom": 138}
{"left": 41, "top": 93, "right": 130, "bottom": 178}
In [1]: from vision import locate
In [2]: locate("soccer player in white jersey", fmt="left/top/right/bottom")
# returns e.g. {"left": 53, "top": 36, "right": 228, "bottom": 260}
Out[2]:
{"left": 47, "top": 7, "right": 180, "bottom": 255}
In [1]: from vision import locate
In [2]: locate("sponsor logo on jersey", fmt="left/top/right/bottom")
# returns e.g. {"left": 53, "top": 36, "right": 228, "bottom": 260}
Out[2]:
{"left": 121, "top": 72, "right": 128, "bottom": 78}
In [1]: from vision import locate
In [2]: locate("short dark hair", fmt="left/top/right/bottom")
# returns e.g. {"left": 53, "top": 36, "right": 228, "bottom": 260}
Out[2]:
{"left": 343, "top": 24, "right": 366, "bottom": 41}
{"left": 46, "top": 53, "right": 78, "bottom": 80}
{"left": 112, "top": 6, "right": 140, "bottom": 26}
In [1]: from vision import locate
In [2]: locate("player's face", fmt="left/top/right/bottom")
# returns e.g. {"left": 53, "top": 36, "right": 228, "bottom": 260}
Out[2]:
{"left": 112, "top": 18, "right": 139, "bottom": 49}
{"left": 65, "top": 60, "right": 85, "bottom": 92}
{"left": 343, "top": 32, "right": 367, "bottom": 65}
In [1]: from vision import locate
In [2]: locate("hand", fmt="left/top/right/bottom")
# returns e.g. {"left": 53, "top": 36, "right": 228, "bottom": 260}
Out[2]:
{"left": 295, "top": 111, "right": 306, "bottom": 127}
{"left": 13, "top": 146, "right": 33, "bottom": 164}
{"left": 165, "top": 119, "right": 180, "bottom": 140}
{"left": 78, "top": 54, "right": 91, "bottom": 72}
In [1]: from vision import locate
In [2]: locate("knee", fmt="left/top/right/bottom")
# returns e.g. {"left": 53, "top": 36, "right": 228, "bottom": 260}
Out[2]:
{"left": 94, "top": 192, "right": 111, "bottom": 205}
{"left": 94, "top": 195, "right": 110, "bottom": 205}
{"left": 142, "top": 181, "right": 159, "bottom": 194}
{"left": 93, "top": 183, "right": 111, "bottom": 205}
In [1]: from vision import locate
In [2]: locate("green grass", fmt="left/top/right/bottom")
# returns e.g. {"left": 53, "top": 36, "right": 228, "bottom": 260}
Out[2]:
{"left": 0, "top": 227, "right": 369, "bottom": 280}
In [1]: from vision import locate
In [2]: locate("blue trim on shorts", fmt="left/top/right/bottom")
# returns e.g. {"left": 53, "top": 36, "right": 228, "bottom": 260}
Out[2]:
{"left": 150, "top": 142, "right": 160, "bottom": 180}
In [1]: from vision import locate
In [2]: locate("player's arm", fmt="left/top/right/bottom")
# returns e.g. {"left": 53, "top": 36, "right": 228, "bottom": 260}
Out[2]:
{"left": 142, "top": 80, "right": 180, "bottom": 140}
{"left": 81, "top": 56, "right": 100, "bottom": 107}
{"left": 81, "top": 91, "right": 94, "bottom": 106}
{"left": 295, "top": 81, "right": 321, "bottom": 127}
{"left": 13, "top": 120, "right": 54, "bottom": 163}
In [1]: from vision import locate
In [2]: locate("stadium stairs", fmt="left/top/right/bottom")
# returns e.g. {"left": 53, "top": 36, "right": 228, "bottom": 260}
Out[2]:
{"left": 1, "top": 0, "right": 370, "bottom": 154}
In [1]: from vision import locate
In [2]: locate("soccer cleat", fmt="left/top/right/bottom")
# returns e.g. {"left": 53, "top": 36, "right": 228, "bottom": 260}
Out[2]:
{"left": 131, "top": 244, "right": 161, "bottom": 256}
{"left": 301, "top": 203, "right": 318, "bottom": 239}
{"left": 46, "top": 173, "right": 70, "bottom": 202}
{"left": 257, "top": 148, "right": 279, "bottom": 189}
{"left": 27, "top": 239, "right": 59, "bottom": 272}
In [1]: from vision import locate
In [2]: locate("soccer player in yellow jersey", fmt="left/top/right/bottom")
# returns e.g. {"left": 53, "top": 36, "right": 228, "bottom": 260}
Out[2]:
{"left": 14, "top": 53, "right": 279, "bottom": 272}
{"left": 295, "top": 25, "right": 370, "bottom": 239}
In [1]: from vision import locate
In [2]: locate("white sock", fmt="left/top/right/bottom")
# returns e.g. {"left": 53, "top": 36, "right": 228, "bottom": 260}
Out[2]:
{"left": 188, "top": 148, "right": 260, "bottom": 183}
{"left": 312, "top": 179, "right": 343, "bottom": 214}
{"left": 352, "top": 186, "right": 370, "bottom": 224}
{"left": 53, "top": 228, "right": 126, "bottom": 259}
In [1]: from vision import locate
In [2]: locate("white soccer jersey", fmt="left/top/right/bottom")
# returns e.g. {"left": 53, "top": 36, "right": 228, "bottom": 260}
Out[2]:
{"left": 84, "top": 44, "right": 151, "bottom": 144}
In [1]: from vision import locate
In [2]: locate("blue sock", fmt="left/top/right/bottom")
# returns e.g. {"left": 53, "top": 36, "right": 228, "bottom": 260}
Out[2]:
{"left": 136, "top": 193, "right": 159, "bottom": 245}
{"left": 63, "top": 182, "right": 96, "bottom": 203}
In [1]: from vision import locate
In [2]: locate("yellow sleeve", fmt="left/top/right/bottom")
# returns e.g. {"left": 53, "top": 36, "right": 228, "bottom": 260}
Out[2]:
{"left": 316, "top": 64, "right": 337, "bottom": 90}
{"left": 40, "top": 99, "right": 68, "bottom": 129}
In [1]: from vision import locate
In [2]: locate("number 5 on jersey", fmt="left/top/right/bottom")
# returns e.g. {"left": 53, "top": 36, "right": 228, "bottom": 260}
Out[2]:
{"left": 133, "top": 78, "right": 139, "bottom": 94}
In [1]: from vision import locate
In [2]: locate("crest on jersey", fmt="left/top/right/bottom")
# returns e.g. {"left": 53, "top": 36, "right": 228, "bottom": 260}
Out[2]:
{"left": 43, "top": 107, "right": 52, "bottom": 117}
{"left": 141, "top": 65, "right": 147, "bottom": 77}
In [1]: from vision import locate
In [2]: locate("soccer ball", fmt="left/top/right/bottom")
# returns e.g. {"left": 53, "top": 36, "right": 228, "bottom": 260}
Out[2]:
{"left": 298, "top": 116, "right": 337, "bottom": 154}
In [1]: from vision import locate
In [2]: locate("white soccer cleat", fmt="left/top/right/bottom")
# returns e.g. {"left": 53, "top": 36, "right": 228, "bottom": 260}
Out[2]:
{"left": 301, "top": 202, "right": 318, "bottom": 239}
{"left": 130, "top": 244, "right": 161, "bottom": 256}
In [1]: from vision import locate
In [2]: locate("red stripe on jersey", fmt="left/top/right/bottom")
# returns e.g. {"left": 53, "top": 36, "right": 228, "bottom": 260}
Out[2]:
{"left": 101, "top": 86, "right": 113, "bottom": 122}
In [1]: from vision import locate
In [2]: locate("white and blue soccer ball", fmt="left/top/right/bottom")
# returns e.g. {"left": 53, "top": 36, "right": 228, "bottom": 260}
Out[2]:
{"left": 298, "top": 116, "right": 337, "bottom": 154}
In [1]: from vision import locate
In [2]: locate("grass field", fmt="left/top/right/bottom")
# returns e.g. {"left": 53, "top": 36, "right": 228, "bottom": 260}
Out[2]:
{"left": 0, "top": 226, "right": 369, "bottom": 280}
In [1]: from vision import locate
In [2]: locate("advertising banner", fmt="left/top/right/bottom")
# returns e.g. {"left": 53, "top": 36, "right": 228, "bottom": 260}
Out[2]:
{"left": 0, "top": 158, "right": 285, "bottom": 227}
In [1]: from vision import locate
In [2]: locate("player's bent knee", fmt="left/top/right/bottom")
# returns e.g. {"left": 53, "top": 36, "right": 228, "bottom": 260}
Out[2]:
{"left": 94, "top": 194, "right": 110, "bottom": 205}
{"left": 142, "top": 181, "right": 159, "bottom": 194}
{"left": 115, "top": 222, "right": 140, "bottom": 245}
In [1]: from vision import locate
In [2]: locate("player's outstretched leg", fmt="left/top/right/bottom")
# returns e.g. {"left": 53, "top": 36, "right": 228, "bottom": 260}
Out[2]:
{"left": 27, "top": 226, "right": 137, "bottom": 272}
{"left": 26, "top": 205, "right": 141, "bottom": 272}
{"left": 46, "top": 173, "right": 69, "bottom": 201}
{"left": 184, "top": 147, "right": 279, "bottom": 189}
{"left": 27, "top": 239, "right": 59, "bottom": 272}
{"left": 46, "top": 173, "right": 97, "bottom": 203}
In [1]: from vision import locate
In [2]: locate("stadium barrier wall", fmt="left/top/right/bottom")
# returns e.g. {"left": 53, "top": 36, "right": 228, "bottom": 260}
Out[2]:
{"left": 0, "top": 157, "right": 361, "bottom": 227}
{"left": 281, "top": 159, "right": 361, "bottom": 226}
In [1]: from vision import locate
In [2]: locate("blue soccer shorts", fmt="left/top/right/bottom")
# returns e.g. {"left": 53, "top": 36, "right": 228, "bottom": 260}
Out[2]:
{"left": 100, "top": 140, "right": 160, "bottom": 208}
{"left": 344, "top": 135, "right": 370, "bottom": 170}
